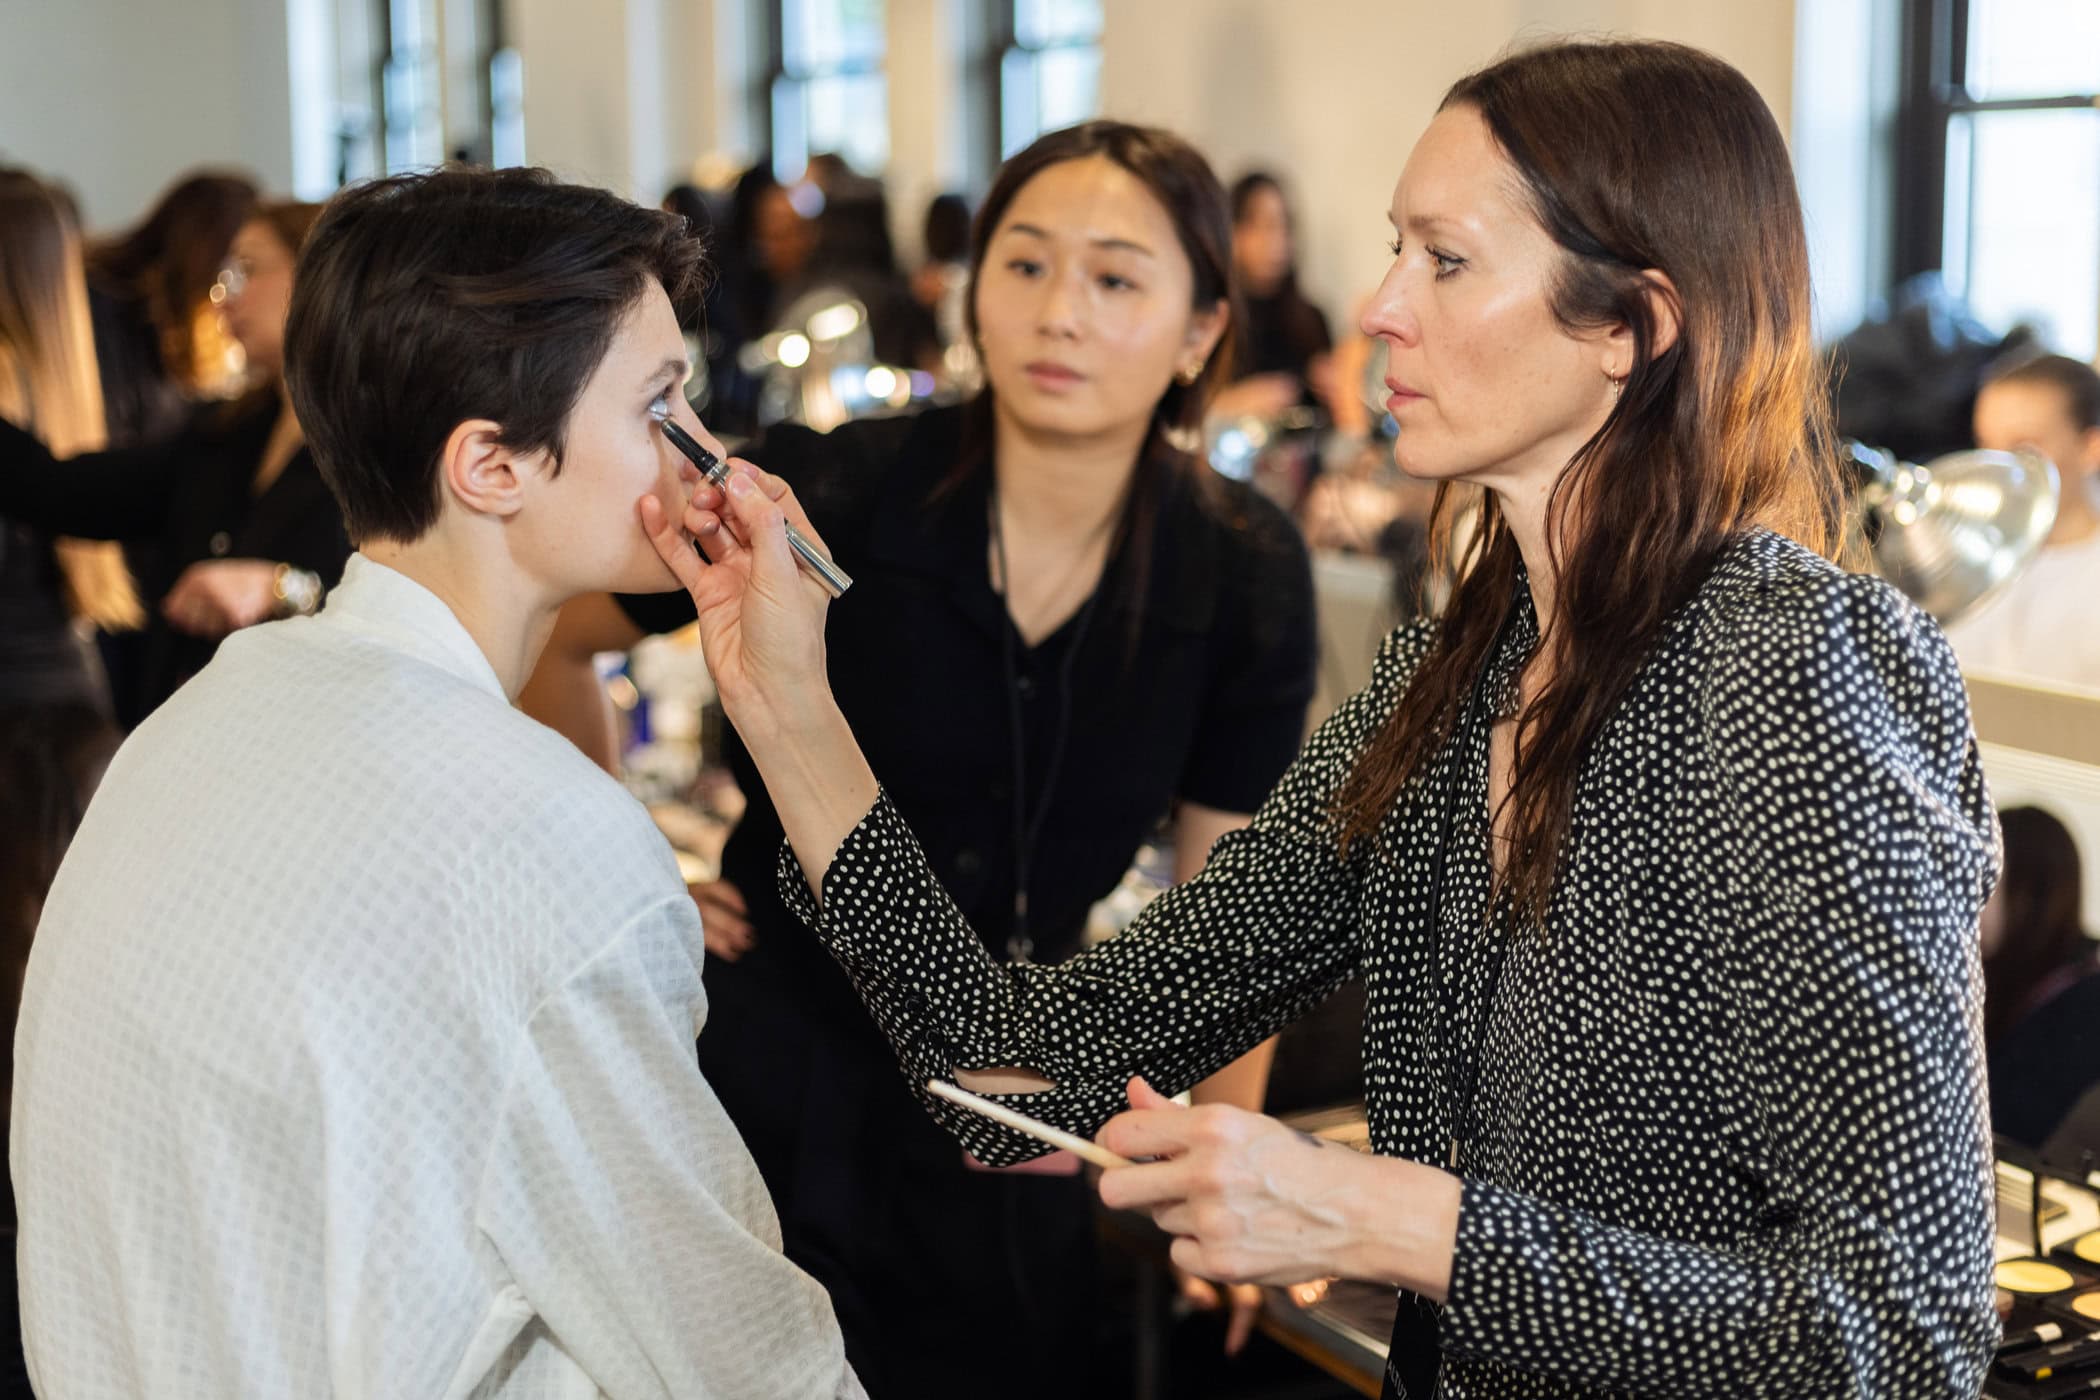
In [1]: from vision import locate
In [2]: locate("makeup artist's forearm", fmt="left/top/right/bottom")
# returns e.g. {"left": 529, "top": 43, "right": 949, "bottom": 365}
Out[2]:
{"left": 1337, "top": 1154, "right": 1462, "bottom": 1303}
{"left": 738, "top": 696, "right": 881, "bottom": 900}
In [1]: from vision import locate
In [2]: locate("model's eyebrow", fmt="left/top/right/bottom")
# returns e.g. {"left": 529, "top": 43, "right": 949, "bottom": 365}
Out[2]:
{"left": 1403, "top": 213, "right": 1460, "bottom": 238}
{"left": 639, "top": 356, "right": 688, "bottom": 392}
{"left": 1003, "top": 222, "right": 1158, "bottom": 259}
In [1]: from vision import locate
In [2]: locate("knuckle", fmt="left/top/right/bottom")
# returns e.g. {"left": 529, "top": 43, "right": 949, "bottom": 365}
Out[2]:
{"left": 1191, "top": 1158, "right": 1236, "bottom": 1198}
{"left": 1191, "top": 1201, "right": 1237, "bottom": 1241}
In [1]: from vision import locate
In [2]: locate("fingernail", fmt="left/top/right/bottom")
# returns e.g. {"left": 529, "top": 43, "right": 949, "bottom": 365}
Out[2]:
{"left": 727, "top": 472, "right": 755, "bottom": 498}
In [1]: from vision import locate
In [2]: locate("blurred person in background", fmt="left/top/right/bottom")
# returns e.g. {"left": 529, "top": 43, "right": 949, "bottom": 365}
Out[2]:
{"left": 82, "top": 170, "right": 258, "bottom": 726}
{"left": 82, "top": 169, "right": 257, "bottom": 448}
{"left": 1942, "top": 353, "right": 2100, "bottom": 691}
{"left": 1213, "top": 172, "right": 1337, "bottom": 423}
{"left": 523, "top": 120, "right": 1317, "bottom": 1396}
{"left": 731, "top": 161, "right": 819, "bottom": 341}
{"left": 783, "top": 170, "right": 939, "bottom": 373}
{"left": 663, "top": 182, "right": 752, "bottom": 433}
{"left": 1983, "top": 806, "right": 2100, "bottom": 1155}
{"left": 0, "top": 165, "right": 133, "bottom": 1400}
{"left": 0, "top": 170, "right": 142, "bottom": 709}
{"left": 912, "top": 192, "right": 974, "bottom": 351}
{"left": 0, "top": 200, "right": 349, "bottom": 724}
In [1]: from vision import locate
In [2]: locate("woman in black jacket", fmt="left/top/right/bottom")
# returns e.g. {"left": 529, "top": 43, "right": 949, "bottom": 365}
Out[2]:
{"left": 0, "top": 200, "right": 348, "bottom": 724}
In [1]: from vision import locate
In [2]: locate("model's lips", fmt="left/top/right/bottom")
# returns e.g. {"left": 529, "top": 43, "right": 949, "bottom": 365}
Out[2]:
{"left": 1384, "top": 377, "right": 1426, "bottom": 410}
{"left": 1023, "top": 361, "right": 1086, "bottom": 386}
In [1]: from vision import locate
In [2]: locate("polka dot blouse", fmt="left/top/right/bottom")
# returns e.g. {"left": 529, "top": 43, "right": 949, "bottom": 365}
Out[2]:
{"left": 780, "top": 528, "right": 2001, "bottom": 1398}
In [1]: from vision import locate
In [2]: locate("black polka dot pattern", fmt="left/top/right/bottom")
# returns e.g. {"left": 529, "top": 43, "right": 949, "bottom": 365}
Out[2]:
{"left": 780, "top": 528, "right": 2001, "bottom": 1397}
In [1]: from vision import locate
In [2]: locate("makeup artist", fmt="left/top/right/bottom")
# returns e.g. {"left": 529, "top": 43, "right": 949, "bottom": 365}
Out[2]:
{"left": 523, "top": 124, "right": 1316, "bottom": 1395}
{"left": 640, "top": 39, "right": 2000, "bottom": 1400}
{"left": 0, "top": 200, "right": 349, "bottom": 724}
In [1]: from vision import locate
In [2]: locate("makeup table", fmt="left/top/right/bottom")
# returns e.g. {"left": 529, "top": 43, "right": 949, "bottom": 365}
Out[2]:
{"left": 1988, "top": 1154, "right": 2100, "bottom": 1399}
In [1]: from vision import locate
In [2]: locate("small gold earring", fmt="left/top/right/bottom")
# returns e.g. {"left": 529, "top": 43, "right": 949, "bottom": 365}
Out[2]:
{"left": 1178, "top": 362, "right": 1203, "bottom": 386}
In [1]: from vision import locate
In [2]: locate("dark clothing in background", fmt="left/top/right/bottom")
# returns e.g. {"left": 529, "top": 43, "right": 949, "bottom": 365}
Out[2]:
{"left": 1990, "top": 963, "right": 2100, "bottom": 1152}
{"left": 0, "top": 522, "right": 100, "bottom": 711}
{"left": 85, "top": 282, "right": 191, "bottom": 452}
{"left": 1233, "top": 286, "right": 1332, "bottom": 391}
{"left": 84, "top": 281, "right": 197, "bottom": 725}
{"left": 1827, "top": 271, "right": 2039, "bottom": 465}
{"left": 0, "top": 399, "right": 350, "bottom": 724}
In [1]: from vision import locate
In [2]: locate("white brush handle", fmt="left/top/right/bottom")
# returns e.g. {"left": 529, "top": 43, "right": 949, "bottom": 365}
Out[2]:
{"left": 926, "top": 1079, "right": 1133, "bottom": 1169}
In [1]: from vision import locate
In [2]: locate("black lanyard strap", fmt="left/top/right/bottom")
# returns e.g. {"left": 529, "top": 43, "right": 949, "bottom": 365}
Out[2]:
{"left": 990, "top": 490, "right": 1103, "bottom": 963}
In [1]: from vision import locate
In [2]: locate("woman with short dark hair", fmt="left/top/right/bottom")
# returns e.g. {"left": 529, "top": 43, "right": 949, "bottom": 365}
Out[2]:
{"left": 15, "top": 164, "right": 864, "bottom": 1400}
{"left": 651, "top": 39, "right": 1999, "bottom": 1398}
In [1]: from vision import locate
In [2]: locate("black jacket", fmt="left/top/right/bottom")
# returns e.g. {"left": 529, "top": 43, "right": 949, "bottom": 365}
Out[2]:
{"left": 0, "top": 397, "right": 350, "bottom": 722}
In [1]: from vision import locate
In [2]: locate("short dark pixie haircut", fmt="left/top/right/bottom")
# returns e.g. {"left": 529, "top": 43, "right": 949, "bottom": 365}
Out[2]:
{"left": 285, "top": 167, "right": 704, "bottom": 544}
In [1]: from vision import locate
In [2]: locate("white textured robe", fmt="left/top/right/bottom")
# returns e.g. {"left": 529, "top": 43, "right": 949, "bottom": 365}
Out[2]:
{"left": 13, "top": 555, "right": 862, "bottom": 1399}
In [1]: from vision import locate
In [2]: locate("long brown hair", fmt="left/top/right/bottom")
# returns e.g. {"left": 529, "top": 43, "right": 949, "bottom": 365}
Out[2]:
{"left": 1983, "top": 807, "right": 2090, "bottom": 1043}
{"left": 86, "top": 170, "right": 257, "bottom": 387}
{"left": 948, "top": 121, "right": 1240, "bottom": 627}
{"left": 0, "top": 170, "right": 144, "bottom": 630}
{"left": 1331, "top": 40, "right": 1845, "bottom": 923}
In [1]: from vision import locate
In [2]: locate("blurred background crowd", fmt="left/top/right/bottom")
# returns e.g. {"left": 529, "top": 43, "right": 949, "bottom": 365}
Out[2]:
{"left": 5, "top": 1, "right": 2100, "bottom": 1396}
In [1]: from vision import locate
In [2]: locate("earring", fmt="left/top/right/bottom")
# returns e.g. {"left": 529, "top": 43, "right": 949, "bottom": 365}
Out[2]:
{"left": 1177, "top": 361, "right": 1204, "bottom": 386}
{"left": 1607, "top": 372, "right": 1624, "bottom": 403}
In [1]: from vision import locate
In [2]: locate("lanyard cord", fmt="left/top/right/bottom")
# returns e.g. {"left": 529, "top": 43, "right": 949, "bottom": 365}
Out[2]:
{"left": 990, "top": 488, "right": 1104, "bottom": 963}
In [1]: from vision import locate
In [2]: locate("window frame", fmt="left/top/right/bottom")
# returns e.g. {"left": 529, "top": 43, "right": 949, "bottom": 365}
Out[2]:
{"left": 988, "top": 0, "right": 1103, "bottom": 166}
{"left": 1891, "top": 0, "right": 2100, "bottom": 298}
{"left": 759, "top": 0, "right": 891, "bottom": 179}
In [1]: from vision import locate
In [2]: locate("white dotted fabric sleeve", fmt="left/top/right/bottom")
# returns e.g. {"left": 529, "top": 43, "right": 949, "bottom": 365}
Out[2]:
{"left": 1440, "top": 573, "right": 1999, "bottom": 1397}
{"left": 777, "top": 627, "right": 1432, "bottom": 1165}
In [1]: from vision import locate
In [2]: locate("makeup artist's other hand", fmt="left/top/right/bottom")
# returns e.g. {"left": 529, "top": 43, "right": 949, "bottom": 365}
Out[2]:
{"left": 1173, "top": 1266, "right": 1265, "bottom": 1357}
{"left": 1096, "top": 1076, "right": 1460, "bottom": 1301}
{"left": 692, "top": 877, "right": 754, "bottom": 961}
{"left": 162, "top": 559, "right": 279, "bottom": 637}
{"left": 639, "top": 462, "right": 833, "bottom": 732}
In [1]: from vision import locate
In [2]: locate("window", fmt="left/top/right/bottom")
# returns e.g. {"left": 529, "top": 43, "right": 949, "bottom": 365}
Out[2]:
{"left": 321, "top": 0, "right": 517, "bottom": 188}
{"left": 1896, "top": 0, "right": 2100, "bottom": 359}
{"left": 767, "top": 0, "right": 889, "bottom": 178}
{"left": 380, "top": 0, "right": 446, "bottom": 174}
{"left": 996, "top": 0, "right": 1101, "bottom": 160}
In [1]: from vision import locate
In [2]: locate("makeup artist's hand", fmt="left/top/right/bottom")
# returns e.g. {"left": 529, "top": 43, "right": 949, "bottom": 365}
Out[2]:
{"left": 642, "top": 443, "right": 878, "bottom": 904}
{"left": 1096, "top": 1077, "right": 1462, "bottom": 1301}
{"left": 639, "top": 462, "right": 833, "bottom": 732}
